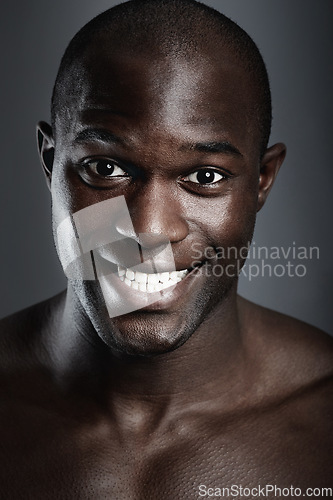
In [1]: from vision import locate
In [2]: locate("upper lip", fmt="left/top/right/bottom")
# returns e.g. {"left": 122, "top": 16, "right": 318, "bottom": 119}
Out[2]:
{"left": 95, "top": 251, "right": 202, "bottom": 274}
{"left": 96, "top": 238, "right": 172, "bottom": 268}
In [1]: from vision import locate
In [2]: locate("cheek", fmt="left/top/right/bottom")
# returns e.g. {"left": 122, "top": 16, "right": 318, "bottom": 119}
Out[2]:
{"left": 50, "top": 161, "right": 96, "bottom": 268}
{"left": 188, "top": 185, "right": 258, "bottom": 264}
{"left": 194, "top": 213, "right": 255, "bottom": 288}
{"left": 213, "top": 208, "right": 255, "bottom": 253}
{"left": 51, "top": 164, "right": 73, "bottom": 237}
{"left": 51, "top": 160, "right": 104, "bottom": 226}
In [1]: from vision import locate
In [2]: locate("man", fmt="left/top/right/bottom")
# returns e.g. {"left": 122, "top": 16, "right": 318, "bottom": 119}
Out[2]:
{"left": 0, "top": 0, "right": 332, "bottom": 498}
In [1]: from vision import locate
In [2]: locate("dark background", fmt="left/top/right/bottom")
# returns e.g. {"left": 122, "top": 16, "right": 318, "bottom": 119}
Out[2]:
{"left": 1, "top": 0, "right": 332, "bottom": 334}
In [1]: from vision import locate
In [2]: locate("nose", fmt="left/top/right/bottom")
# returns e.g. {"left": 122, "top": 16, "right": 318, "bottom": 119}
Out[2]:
{"left": 115, "top": 181, "right": 189, "bottom": 248}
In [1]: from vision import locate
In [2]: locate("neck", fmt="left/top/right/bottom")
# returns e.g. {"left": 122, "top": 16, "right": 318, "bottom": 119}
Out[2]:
{"left": 49, "top": 284, "right": 251, "bottom": 418}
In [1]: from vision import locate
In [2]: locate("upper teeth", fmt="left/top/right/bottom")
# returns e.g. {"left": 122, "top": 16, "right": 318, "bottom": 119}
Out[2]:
{"left": 118, "top": 266, "right": 189, "bottom": 293}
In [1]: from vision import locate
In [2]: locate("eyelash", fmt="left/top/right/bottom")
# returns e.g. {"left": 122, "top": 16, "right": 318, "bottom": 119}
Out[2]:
{"left": 77, "top": 158, "right": 229, "bottom": 188}
{"left": 82, "top": 159, "right": 128, "bottom": 178}
{"left": 183, "top": 169, "right": 226, "bottom": 185}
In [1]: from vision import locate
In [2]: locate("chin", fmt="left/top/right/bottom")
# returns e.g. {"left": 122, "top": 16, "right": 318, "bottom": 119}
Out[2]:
{"left": 101, "top": 310, "right": 195, "bottom": 358}
{"left": 69, "top": 280, "right": 192, "bottom": 357}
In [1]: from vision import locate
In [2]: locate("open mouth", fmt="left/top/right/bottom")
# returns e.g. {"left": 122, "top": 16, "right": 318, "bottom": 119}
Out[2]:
{"left": 117, "top": 265, "right": 190, "bottom": 293}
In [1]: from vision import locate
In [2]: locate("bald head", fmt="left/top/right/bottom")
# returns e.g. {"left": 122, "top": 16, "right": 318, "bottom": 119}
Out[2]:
{"left": 51, "top": 0, "right": 272, "bottom": 156}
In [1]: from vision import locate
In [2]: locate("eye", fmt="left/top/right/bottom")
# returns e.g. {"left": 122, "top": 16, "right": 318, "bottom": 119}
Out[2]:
{"left": 85, "top": 159, "right": 128, "bottom": 178}
{"left": 183, "top": 168, "right": 226, "bottom": 185}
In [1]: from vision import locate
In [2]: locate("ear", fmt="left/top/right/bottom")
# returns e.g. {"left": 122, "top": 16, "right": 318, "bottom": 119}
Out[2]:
{"left": 37, "top": 121, "right": 55, "bottom": 190}
{"left": 257, "top": 143, "right": 286, "bottom": 212}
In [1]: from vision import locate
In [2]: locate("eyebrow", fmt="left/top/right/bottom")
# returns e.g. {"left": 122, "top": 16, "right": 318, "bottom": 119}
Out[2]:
{"left": 73, "top": 128, "right": 242, "bottom": 157}
{"left": 183, "top": 141, "right": 243, "bottom": 156}
{"left": 73, "top": 128, "right": 126, "bottom": 146}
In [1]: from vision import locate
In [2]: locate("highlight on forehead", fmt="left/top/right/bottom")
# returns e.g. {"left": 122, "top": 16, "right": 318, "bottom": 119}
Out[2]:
{"left": 51, "top": 0, "right": 272, "bottom": 155}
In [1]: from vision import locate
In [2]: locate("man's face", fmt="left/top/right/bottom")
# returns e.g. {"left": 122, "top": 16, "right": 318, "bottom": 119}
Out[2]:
{"left": 50, "top": 44, "right": 262, "bottom": 356}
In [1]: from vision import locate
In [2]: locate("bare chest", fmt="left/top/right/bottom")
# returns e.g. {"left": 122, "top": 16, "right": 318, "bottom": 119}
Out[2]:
{"left": 0, "top": 402, "right": 331, "bottom": 500}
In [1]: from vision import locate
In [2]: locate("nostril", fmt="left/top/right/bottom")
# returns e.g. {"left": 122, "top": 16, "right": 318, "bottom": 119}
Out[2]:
{"left": 138, "top": 232, "right": 175, "bottom": 270}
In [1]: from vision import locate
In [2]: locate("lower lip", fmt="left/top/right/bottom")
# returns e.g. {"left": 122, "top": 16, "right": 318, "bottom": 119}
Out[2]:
{"left": 97, "top": 263, "right": 204, "bottom": 314}
{"left": 135, "top": 265, "right": 203, "bottom": 311}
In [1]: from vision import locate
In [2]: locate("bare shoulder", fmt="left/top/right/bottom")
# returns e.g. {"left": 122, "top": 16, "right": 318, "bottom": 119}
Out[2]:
{"left": 0, "top": 292, "right": 65, "bottom": 371}
{"left": 238, "top": 294, "right": 333, "bottom": 395}
{"left": 231, "top": 297, "right": 333, "bottom": 486}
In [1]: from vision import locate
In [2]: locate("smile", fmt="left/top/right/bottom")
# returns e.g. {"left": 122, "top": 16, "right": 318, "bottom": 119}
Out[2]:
{"left": 117, "top": 265, "right": 189, "bottom": 293}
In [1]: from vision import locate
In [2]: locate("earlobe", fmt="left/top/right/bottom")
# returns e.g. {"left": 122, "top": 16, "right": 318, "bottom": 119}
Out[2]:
{"left": 257, "top": 142, "right": 286, "bottom": 212}
{"left": 37, "top": 121, "right": 55, "bottom": 191}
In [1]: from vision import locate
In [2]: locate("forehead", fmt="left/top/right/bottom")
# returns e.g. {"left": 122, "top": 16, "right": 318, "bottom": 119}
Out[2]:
{"left": 58, "top": 44, "right": 259, "bottom": 155}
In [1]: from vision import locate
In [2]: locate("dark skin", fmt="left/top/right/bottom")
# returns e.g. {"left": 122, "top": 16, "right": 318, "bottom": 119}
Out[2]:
{"left": 0, "top": 39, "right": 332, "bottom": 499}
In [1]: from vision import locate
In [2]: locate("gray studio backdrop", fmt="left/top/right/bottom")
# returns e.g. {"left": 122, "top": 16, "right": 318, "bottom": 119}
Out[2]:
{"left": 1, "top": 0, "right": 332, "bottom": 334}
